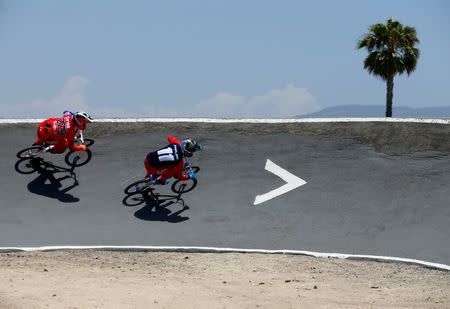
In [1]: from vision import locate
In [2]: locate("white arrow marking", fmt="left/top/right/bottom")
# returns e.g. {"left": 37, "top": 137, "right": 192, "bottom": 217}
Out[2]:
{"left": 253, "top": 159, "right": 307, "bottom": 205}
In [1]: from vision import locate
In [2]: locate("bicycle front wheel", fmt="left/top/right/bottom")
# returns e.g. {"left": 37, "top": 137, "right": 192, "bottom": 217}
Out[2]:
{"left": 65, "top": 149, "right": 92, "bottom": 167}
{"left": 83, "top": 138, "right": 95, "bottom": 147}
{"left": 171, "top": 178, "right": 198, "bottom": 194}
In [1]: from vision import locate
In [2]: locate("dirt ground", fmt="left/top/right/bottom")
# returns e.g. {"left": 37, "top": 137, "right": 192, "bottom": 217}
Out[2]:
{"left": 0, "top": 251, "right": 448, "bottom": 309}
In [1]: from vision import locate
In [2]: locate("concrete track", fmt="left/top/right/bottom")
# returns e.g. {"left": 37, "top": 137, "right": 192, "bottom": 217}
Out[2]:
{"left": 1, "top": 122, "right": 449, "bottom": 265}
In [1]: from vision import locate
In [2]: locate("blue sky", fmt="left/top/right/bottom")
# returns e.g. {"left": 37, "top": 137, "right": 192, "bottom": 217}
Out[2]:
{"left": 1, "top": 0, "right": 449, "bottom": 117}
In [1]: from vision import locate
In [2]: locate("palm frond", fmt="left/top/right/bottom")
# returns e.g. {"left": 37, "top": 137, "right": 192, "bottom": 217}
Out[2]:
{"left": 358, "top": 18, "right": 420, "bottom": 79}
{"left": 402, "top": 47, "right": 420, "bottom": 74}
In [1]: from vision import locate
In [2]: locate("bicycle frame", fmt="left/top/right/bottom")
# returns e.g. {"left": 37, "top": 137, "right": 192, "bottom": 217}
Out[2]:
{"left": 183, "top": 157, "right": 193, "bottom": 172}
{"left": 152, "top": 156, "right": 195, "bottom": 179}
{"left": 76, "top": 130, "right": 85, "bottom": 144}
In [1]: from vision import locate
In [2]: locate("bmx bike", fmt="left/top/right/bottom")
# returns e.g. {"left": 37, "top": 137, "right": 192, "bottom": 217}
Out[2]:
{"left": 16, "top": 132, "right": 94, "bottom": 167}
{"left": 124, "top": 159, "right": 200, "bottom": 196}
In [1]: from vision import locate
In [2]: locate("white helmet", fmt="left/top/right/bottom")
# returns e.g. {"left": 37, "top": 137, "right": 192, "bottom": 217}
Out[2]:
{"left": 75, "top": 111, "right": 94, "bottom": 123}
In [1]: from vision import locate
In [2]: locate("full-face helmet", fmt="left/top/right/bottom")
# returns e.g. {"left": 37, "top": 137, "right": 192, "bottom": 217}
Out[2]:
{"left": 181, "top": 139, "right": 202, "bottom": 157}
{"left": 74, "top": 111, "right": 94, "bottom": 130}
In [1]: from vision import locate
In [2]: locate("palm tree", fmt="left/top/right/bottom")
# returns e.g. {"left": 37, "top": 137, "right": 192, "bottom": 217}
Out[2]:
{"left": 357, "top": 18, "right": 420, "bottom": 117}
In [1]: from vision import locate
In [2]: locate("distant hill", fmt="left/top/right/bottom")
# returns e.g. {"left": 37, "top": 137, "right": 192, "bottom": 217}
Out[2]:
{"left": 298, "top": 105, "right": 450, "bottom": 118}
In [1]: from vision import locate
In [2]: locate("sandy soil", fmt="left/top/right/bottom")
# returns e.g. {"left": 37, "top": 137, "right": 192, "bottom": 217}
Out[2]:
{"left": 0, "top": 251, "right": 448, "bottom": 309}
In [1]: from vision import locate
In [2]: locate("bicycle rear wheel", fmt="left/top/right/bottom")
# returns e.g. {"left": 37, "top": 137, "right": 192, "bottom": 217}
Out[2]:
{"left": 124, "top": 179, "right": 153, "bottom": 195}
{"left": 16, "top": 146, "right": 43, "bottom": 159}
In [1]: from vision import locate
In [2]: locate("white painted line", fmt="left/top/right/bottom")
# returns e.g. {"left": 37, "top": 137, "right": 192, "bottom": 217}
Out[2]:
{"left": 0, "top": 245, "right": 448, "bottom": 271}
{"left": 254, "top": 159, "right": 307, "bottom": 205}
{"left": 0, "top": 118, "right": 449, "bottom": 124}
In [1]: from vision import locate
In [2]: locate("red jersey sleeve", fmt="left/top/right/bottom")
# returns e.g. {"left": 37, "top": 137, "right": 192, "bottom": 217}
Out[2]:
{"left": 66, "top": 117, "right": 84, "bottom": 151}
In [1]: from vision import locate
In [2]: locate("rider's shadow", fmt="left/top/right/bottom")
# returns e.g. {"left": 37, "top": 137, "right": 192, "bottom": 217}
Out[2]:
{"left": 124, "top": 191, "right": 190, "bottom": 223}
{"left": 25, "top": 158, "right": 80, "bottom": 203}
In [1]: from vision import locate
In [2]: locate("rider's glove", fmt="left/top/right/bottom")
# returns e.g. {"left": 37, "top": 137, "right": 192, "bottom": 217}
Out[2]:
{"left": 188, "top": 172, "right": 196, "bottom": 180}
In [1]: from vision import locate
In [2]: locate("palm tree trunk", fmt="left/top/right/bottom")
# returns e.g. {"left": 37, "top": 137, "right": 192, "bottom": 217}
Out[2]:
{"left": 385, "top": 75, "right": 394, "bottom": 117}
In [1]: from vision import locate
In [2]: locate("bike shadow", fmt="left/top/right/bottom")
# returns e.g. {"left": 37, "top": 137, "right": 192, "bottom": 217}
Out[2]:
{"left": 123, "top": 190, "right": 190, "bottom": 223}
{"left": 15, "top": 157, "right": 80, "bottom": 203}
